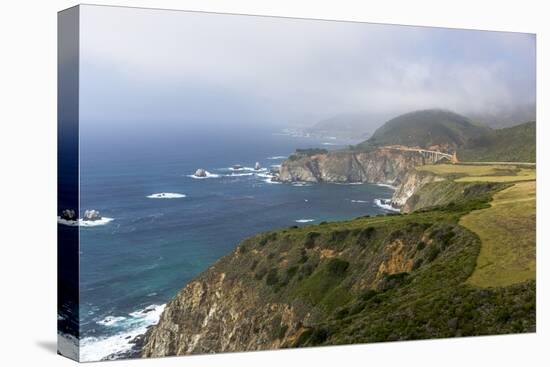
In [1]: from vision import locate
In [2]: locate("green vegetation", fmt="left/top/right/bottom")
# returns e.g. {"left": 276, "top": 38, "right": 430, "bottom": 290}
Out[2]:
{"left": 288, "top": 148, "right": 328, "bottom": 161}
{"left": 404, "top": 163, "right": 535, "bottom": 288}
{"left": 355, "top": 109, "right": 492, "bottom": 151}
{"left": 461, "top": 181, "right": 536, "bottom": 287}
{"left": 417, "top": 163, "right": 536, "bottom": 183}
{"left": 217, "top": 178, "right": 534, "bottom": 348}
{"left": 459, "top": 121, "right": 536, "bottom": 163}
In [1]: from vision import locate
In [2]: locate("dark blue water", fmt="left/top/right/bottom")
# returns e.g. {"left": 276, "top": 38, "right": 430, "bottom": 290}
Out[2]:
{"left": 76, "top": 127, "right": 393, "bottom": 359}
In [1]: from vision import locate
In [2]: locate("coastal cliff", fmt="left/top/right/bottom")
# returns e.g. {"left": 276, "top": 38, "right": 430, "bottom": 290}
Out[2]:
{"left": 277, "top": 148, "right": 445, "bottom": 210}
{"left": 277, "top": 148, "right": 431, "bottom": 185}
{"left": 142, "top": 189, "right": 535, "bottom": 357}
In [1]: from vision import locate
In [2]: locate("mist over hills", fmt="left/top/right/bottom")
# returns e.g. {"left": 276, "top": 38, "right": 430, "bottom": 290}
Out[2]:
{"left": 305, "top": 104, "right": 535, "bottom": 140}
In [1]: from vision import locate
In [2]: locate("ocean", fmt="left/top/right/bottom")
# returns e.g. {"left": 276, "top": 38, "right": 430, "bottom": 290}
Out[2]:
{"left": 63, "top": 127, "right": 395, "bottom": 360}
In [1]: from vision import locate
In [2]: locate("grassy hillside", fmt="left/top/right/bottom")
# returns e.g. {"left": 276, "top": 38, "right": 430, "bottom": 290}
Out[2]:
{"left": 459, "top": 121, "right": 536, "bottom": 162}
{"left": 461, "top": 181, "right": 536, "bottom": 287}
{"left": 357, "top": 109, "right": 491, "bottom": 152}
{"left": 401, "top": 163, "right": 536, "bottom": 287}
{"left": 210, "top": 182, "right": 534, "bottom": 346}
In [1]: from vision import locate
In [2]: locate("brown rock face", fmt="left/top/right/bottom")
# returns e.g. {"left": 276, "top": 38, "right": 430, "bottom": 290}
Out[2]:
{"left": 277, "top": 148, "right": 432, "bottom": 185}
{"left": 142, "top": 271, "right": 305, "bottom": 357}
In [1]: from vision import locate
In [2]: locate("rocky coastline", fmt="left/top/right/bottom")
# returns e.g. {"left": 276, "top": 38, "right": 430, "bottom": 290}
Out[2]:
{"left": 275, "top": 147, "right": 443, "bottom": 211}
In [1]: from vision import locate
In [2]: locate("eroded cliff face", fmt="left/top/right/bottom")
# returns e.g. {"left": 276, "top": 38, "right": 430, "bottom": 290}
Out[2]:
{"left": 142, "top": 255, "right": 309, "bottom": 357}
{"left": 391, "top": 170, "right": 443, "bottom": 211}
{"left": 141, "top": 188, "right": 535, "bottom": 356}
{"left": 277, "top": 148, "right": 432, "bottom": 185}
{"left": 142, "top": 217, "right": 468, "bottom": 357}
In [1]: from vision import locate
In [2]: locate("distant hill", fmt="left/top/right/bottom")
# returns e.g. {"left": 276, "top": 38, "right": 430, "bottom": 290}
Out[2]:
{"left": 466, "top": 103, "right": 536, "bottom": 129}
{"left": 459, "top": 121, "right": 536, "bottom": 163}
{"left": 357, "top": 109, "right": 492, "bottom": 152}
{"left": 306, "top": 112, "right": 390, "bottom": 140}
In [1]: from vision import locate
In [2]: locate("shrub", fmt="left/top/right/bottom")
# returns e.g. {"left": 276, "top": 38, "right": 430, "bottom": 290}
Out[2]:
{"left": 412, "top": 258, "right": 424, "bottom": 271}
{"left": 357, "top": 227, "right": 376, "bottom": 247}
{"left": 416, "top": 241, "right": 426, "bottom": 251}
{"left": 277, "top": 325, "right": 289, "bottom": 339}
{"left": 330, "top": 230, "right": 350, "bottom": 244}
{"left": 360, "top": 289, "right": 378, "bottom": 301}
{"left": 327, "top": 258, "right": 350, "bottom": 276}
{"left": 286, "top": 265, "right": 299, "bottom": 279}
{"left": 266, "top": 268, "right": 279, "bottom": 286}
{"left": 304, "top": 232, "right": 321, "bottom": 249}
{"left": 309, "top": 327, "right": 331, "bottom": 344}
{"left": 425, "top": 245, "right": 440, "bottom": 262}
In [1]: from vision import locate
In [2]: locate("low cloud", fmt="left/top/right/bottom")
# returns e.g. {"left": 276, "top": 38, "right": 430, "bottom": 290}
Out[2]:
{"left": 79, "top": 5, "right": 536, "bottom": 129}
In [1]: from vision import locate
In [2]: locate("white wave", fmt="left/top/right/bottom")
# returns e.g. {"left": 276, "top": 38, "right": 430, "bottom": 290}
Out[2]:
{"left": 227, "top": 166, "right": 267, "bottom": 172}
{"left": 351, "top": 200, "right": 368, "bottom": 203}
{"left": 376, "top": 183, "right": 398, "bottom": 190}
{"left": 80, "top": 304, "right": 165, "bottom": 362}
{"left": 256, "top": 172, "right": 275, "bottom": 178}
{"left": 263, "top": 178, "right": 281, "bottom": 184}
{"left": 322, "top": 142, "right": 338, "bottom": 146}
{"left": 292, "top": 182, "right": 312, "bottom": 187}
{"left": 270, "top": 164, "right": 281, "bottom": 168}
{"left": 295, "top": 219, "right": 315, "bottom": 223}
{"left": 58, "top": 217, "right": 114, "bottom": 227}
{"left": 226, "top": 172, "right": 254, "bottom": 177}
{"left": 374, "top": 198, "right": 400, "bottom": 212}
{"left": 332, "top": 182, "right": 364, "bottom": 185}
{"left": 187, "top": 170, "right": 220, "bottom": 179}
{"left": 267, "top": 156, "right": 287, "bottom": 160}
{"left": 97, "top": 316, "right": 127, "bottom": 327}
{"left": 147, "top": 193, "right": 186, "bottom": 199}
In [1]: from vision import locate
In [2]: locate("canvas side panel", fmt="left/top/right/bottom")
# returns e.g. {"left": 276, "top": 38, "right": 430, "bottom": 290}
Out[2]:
{"left": 57, "top": 5, "right": 80, "bottom": 362}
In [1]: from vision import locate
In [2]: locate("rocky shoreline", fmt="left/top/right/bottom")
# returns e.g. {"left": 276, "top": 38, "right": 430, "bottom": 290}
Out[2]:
{"left": 275, "top": 147, "right": 442, "bottom": 211}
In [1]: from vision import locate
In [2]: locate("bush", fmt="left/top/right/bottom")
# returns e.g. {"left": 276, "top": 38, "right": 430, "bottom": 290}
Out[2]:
{"left": 425, "top": 245, "right": 440, "bottom": 262}
{"left": 266, "top": 268, "right": 279, "bottom": 286}
{"left": 327, "top": 258, "right": 350, "bottom": 276}
{"left": 412, "top": 258, "right": 424, "bottom": 271}
{"left": 360, "top": 289, "right": 378, "bottom": 301}
{"left": 357, "top": 227, "right": 376, "bottom": 247}
{"left": 286, "top": 265, "right": 299, "bottom": 279}
{"left": 309, "top": 327, "right": 331, "bottom": 344}
{"left": 277, "top": 325, "right": 289, "bottom": 339}
{"left": 330, "top": 230, "right": 350, "bottom": 244}
{"left": 416, "top": 241, "right": 426, "bottom": 251}
{"left": 304, "top": 232, "right": 321, "bottom": 249}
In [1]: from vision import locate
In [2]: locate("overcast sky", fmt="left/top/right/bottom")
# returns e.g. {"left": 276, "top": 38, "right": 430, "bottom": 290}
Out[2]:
{"left": 79, "top": 5, "right": 536, "bottom": 131}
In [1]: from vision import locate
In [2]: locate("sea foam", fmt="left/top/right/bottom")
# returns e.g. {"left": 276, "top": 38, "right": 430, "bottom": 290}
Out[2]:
{"left": 57, "top": 217, "right": 114, "bottom": 227}
{"left": 97, "top": 316, "right": 127, "bottom": 327}
{"left": 187, "top": 170, "right": 220, "bottom": 179}
{"left": 80, "top": 304, "right": 166, "bottom": 362}
{"left": 374, "top": 198, "right": 400, "bottom": 212}
{"left": 295, "top": 219, "right": 315, "bottom": 223}
{"left": 147, "top": 193, "right": 186, "bottom": 199}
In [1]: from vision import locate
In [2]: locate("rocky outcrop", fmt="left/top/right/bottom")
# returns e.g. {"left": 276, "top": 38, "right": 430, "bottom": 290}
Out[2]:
{"left": 83, "top": 209, "right": 101, "bottom": 221}
{"left": 391, "top": 170, "right": 443, "bottom": 211}
{"left": 194, "top": 169, "right": 207, "bottom": 177}
{"left": 277, "top": 148, "right": 433, "bottom": 185}
{"left": 60, "top": 209, "right": 77, "bottom": 221}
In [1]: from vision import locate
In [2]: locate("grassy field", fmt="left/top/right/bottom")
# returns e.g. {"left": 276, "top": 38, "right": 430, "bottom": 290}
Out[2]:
{"left": 460, "top": 181, "right": 536, "bottom": 287}
{"left": 415, "top": 163, "right": 536, "bottom": 288}
{"left": 417, "top": 164, "right": 536, "bottom": 183}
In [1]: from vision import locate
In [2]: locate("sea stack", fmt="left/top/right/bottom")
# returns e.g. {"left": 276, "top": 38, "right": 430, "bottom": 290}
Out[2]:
{"left": 83, "top": 209, "right": 102, "bottom": 221}
{"left": 255, "top": 162, "right": 261, "bottom": 170}
{"left": 61, "top": 209, "right": 77, "bottom": 221}
{"left": 194, "top": 168, "right": 207, "bottom": 177}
